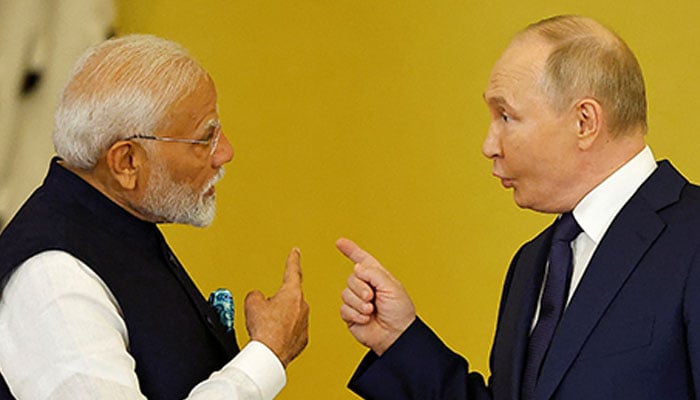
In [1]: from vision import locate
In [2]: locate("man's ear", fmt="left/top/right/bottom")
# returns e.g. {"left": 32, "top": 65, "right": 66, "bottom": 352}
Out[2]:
{"left": 105, "top": 140, "right": 145, "bottom": 190}
{"left": 575, "top": 98, "right": 603, "bottom": 150}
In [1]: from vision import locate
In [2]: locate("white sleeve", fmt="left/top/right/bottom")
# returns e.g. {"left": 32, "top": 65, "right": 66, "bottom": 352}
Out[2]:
{"left": 0, "top": 250, "right": 286, "bottom": 400}
{"left": 188, "top": 341, "right": 286, "bottom": 399}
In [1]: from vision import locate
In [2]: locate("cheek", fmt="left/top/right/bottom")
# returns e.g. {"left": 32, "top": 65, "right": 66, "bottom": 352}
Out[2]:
{"left": 501, "top": 123, "right": 536, "bottom": 158}
{"left": 511, "top": 133, "right": 560, "bottom": 173}
{"left": 168, "top": 157, "right": 209, "bottom": 184}
{"left": 502, "top": 137, "right": 534, "bottom": 173}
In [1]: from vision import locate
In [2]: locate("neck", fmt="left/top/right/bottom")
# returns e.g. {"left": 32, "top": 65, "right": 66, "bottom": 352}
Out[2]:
{"left": 571, "top": 132, "right": 647, "bottom": 209}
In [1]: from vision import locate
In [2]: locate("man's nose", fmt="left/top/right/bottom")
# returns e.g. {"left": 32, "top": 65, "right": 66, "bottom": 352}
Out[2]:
{"left": 212, "top": 131, "right": 234, "bottom": 167}
{"left": 481, "top": 126, "right": 502, "bottom": 159}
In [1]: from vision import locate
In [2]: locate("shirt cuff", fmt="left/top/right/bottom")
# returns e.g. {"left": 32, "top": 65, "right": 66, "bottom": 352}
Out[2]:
{"left": 231, "top": 341, "right": 286, "bottom": 399}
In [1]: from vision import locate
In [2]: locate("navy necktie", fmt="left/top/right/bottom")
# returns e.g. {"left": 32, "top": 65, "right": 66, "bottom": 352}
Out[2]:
{"left": 521, "top": 213, "right": 581, "bottom": 400}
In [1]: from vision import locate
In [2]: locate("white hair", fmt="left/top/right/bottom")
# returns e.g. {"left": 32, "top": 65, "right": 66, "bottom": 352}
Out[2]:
{"left": 53, "top": 34, "right": 209, "bottom": 169}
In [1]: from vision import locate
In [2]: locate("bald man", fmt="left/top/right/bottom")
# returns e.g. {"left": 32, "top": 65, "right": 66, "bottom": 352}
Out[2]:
{"left": 339, "top": 15, "right": 700, "bottom": 399}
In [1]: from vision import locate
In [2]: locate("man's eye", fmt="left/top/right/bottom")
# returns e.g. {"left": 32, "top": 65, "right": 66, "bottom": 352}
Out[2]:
{"left": 202, "top": 127, "right": 219, "bottom": 143}
{"left": 501, "top": 113, "right": 510, "bottom": 122}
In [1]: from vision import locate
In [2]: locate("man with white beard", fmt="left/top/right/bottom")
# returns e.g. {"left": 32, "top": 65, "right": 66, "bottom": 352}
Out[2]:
{"left": 0, "top": 34, "right": 309, "bottom": 400}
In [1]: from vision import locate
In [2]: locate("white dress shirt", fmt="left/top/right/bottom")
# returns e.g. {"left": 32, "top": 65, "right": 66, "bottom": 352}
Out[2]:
{"left": 533, "top": 146, "right": 657, "bottom": 325}
{"left": 568, "top": 145, "right": 657, "bottom": 304}
{"left": 0, "top": 251, "right": 286, "bottom": 399}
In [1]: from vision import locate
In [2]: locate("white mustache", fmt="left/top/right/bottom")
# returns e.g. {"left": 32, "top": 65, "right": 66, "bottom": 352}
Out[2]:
{"left": 203, "top": 168, "right": 225, "bottom": 196}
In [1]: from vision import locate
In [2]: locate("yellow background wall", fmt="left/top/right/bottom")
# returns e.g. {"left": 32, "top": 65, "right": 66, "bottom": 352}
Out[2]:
{"left": 115, "top": 1, "right": 700, "bottom": 398}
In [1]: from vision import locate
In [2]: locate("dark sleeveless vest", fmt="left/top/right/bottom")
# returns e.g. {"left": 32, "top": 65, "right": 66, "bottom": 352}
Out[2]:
{"left": 0, "top": 159, "right": 239, "bottom": 399}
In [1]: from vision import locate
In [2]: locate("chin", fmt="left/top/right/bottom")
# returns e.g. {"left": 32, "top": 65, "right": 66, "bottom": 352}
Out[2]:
{"left": 513, "top": 193, "right": 545, "bottom": 213}
{"left": 188, "top": 199, "right": 217, "bottom": 227}
{"left": 512, "top": 191, "right": 530, "bottom": 209}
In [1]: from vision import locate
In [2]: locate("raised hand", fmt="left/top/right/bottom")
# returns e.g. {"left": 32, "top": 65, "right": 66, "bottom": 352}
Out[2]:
{"left": 337, "top": 238, "right": 416, "bottom": 356}
{"left": 244, "top": 248, "right": 309, "bottom": 367}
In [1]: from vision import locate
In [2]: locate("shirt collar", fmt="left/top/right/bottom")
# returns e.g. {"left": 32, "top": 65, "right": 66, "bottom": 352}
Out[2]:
{"left": 572, "top": 145, "right": 657, "bottom": 244}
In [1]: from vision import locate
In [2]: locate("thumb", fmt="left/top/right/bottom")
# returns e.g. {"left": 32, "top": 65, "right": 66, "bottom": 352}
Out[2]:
{"left": 353, "top": 261, "right": 396, "bottom": 293}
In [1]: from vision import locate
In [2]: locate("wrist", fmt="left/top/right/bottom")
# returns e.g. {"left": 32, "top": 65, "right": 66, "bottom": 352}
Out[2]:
{"left": 373, "top": 315, "right": 417, "bottom": 356}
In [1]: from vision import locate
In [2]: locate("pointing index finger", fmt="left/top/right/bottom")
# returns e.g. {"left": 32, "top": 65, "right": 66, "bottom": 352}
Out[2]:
{"left": 283, "top": 247, "right": 302, "bottom": 285}
{"left": 336, "top": 238, "right": 379, "bottom": 267}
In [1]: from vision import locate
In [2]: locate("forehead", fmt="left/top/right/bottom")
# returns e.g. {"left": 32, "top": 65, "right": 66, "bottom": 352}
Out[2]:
{"left": 484, "top": 36, "right": 552, "bottom": 106}
{"left": 173, "top": 74, "right": 217, "bottom": 111}
{"left": 171, "top": 76, "right": 218, "bottom": 118}
{"left": 159, "top": 74, "right": 219, "bottom": 139}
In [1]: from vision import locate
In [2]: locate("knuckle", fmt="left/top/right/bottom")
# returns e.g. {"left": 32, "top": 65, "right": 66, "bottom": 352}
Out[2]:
{"left": 340, "top": 304, "right": 352, "bottom": 319}
{"left": 346, "top": 274, "right": 356, "bottom": 287}
{"left": 245, "top": 290, "right": 265, "bottom": 305}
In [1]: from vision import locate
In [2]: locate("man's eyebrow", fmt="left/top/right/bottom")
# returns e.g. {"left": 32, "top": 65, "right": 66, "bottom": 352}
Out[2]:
{"left": 204, "top": 119, "right": 220, "bottom": 129}
{"left": 483, "top": 93, "right": 509, "bottom": 107}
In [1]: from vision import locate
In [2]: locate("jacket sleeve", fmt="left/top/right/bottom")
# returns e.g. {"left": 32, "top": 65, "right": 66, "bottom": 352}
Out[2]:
{"left": 348, "top": 317, "right": 492, "bottom": 400}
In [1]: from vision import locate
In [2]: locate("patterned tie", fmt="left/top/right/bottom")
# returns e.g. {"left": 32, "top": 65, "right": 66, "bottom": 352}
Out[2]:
{"left": 521, "top": 213, "right": 581, "bottom": 400}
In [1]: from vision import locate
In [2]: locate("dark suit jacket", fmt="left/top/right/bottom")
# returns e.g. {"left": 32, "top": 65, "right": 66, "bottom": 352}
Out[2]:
{"left": 349, "top": 160, "right": 700, "bottom": 399}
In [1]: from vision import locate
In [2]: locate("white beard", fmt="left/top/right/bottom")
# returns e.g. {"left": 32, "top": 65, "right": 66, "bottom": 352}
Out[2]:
{"left": 138, "top": 159, "right": 224, "bottom": 227}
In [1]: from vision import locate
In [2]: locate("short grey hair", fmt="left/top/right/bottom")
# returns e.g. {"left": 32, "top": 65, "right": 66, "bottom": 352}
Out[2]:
{"left": 53, "top": 34, "right": 209, "bottom": 169}
{"left": 521, "top": 15, "right": 647, "bottom": 136}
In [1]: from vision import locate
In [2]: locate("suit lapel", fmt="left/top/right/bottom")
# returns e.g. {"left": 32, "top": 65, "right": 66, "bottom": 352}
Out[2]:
{"left": 534, "top": 161, "right": 684, "bottom": 400}
{"left": 492, "top": 227, "right": 553, "bottom": 400}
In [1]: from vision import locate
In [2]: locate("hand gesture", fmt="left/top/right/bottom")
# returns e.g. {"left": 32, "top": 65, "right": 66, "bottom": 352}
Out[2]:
{"left": 337, "top": 238, "right": 416, "bottom": 356}
{"left": 244, "top": 248, "right": 309, "bottom": 367}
